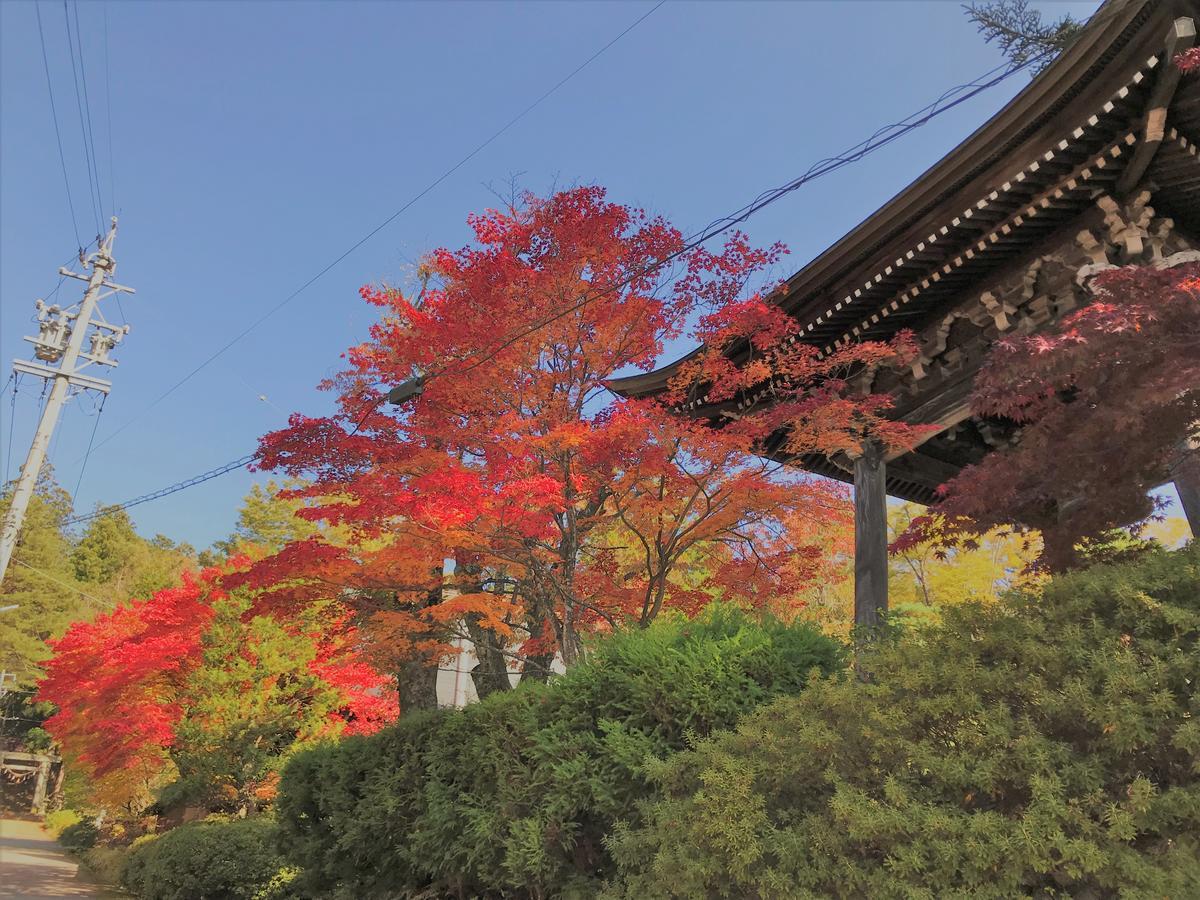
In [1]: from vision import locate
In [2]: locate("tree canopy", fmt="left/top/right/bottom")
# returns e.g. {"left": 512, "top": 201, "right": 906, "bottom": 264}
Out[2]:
{"left": 237, "top": 187, "right": 924, "bottom": 701}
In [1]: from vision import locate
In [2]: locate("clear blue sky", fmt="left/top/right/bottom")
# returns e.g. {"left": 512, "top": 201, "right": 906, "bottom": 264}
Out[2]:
{"left": 1, "top": 0, "right": 1105, "bottom": 550}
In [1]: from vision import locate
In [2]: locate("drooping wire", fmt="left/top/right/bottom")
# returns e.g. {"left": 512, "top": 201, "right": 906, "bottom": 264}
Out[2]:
{"left": 13, "top": 558, "right": 113, "bottom": 608}
{"left": 379, "top": 48, "right": 1059, "bottom": 394}
{"left": 64, "top": 454, "right": 256, "bottom": 526}
{"left": 81, "top": 0, "right": 667, "bottom": 457}
{"left": 40, "top": 244, "right": 95, "bottom": 307}
{"left": 61, "top": 5, "right": 1122, "bottom": 518}
{"left": 72, "top": 393, "right": 106, "bottom": 501}
{"left": 59, "top": 51, "right": 1048, "bottom": 518}
{"left": 35, "top": 1, "right": 82, "bottom": 249}
{"left": 62, "top": 0, "right": 103, "bottom": 236}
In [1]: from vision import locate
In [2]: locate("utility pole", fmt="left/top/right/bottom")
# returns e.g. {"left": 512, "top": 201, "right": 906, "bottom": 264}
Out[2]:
{"left": 0, "top": 218, "right": 134, "bottom": 586}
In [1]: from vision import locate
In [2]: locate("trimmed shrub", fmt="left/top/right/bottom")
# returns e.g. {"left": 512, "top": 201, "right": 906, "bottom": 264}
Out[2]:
{"left": 57, "top": 819, "right": 99, "bottom": 852}
{"left": 277, "top": 605, "right": 844, "bottom": 897}
{"left": 122, "top": 817, "right": 296, "bottom": 900}
{"left": 607, "top": 545, "right": 1200, "bottom": 898}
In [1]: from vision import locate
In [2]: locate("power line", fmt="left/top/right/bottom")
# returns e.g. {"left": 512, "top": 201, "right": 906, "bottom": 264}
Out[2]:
{"left": 102, "top": 2, "right": 116, "bottom": 217}
{"left": 393, "top": 49, "right": 1055, "bottom": 396}
{"left": 81, "top": 0, "right": 666, "bottom": 458}
{"left": 60, "top": 5, "right": 1119, "bottom": 521}
{"left": 60, "top": 47, "right": 1048, "bottom": 522}
{"left": 62, "top": 0, "right": 103, "bottom": 236}
{"left": 65, "top": 454, "right": 256, "bottom": 526}
{"left": 72, "top": 395, "right": 106, "bottom": 501}
{"left": 87, "top": 0, "right": 1084, "bottom": 463}
{"left": 71, "top": 0, "right": 108, "bottom": 226}
{"left": 34, "top": 1, "right": 82, "bottom": 248}
{"left": 12, "top": 559, "right": 113, "bottom": 609}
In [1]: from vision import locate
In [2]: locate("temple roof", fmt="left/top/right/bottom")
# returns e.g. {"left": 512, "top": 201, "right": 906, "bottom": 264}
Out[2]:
{"left": 610, "top": 0, "right": 1200, "bottom": 502}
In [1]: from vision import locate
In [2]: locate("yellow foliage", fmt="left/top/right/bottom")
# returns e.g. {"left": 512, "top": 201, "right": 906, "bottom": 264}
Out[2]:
{"left": 888, "top": 503, "right": 1045, "bottom": 617}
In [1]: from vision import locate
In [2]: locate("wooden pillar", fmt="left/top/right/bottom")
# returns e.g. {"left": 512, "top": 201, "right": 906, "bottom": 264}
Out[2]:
{"left": 31, "top": 757, "right": 50, "bottom": 815}
{"left": 854, "top": 442, "right": 888, "bottom": 630}
{"left": 1176, "top": 453, "right": 1200, "bottom": 540}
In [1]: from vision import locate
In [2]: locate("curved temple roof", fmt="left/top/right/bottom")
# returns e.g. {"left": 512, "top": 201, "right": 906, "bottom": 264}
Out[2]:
{"left": 610, "top": 0, "right": 1200, "bottom": 502}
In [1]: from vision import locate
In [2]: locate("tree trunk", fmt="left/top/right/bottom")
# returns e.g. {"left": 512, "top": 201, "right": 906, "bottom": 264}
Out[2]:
{"left": 519, "top": 599, "right": 556, "bottom": 684}
{"left": 398, "top": 657, "right": 439, "bottom": 713}
{"left": 464, "top": 614, "right": 512, "bottom": 699}
{"left": 397, "top": 568, "right": 444, "bottom": 713}
{"left": 520, "top": 652, "right": 555, "bottom": 683}
{"left": 454, "top": 561, "right": 512, "bottom": 700}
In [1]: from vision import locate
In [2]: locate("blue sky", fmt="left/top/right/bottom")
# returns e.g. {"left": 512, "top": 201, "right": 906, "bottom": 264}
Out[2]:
{"left": 1, "top": 0, "right": 1105, "bottom": 550}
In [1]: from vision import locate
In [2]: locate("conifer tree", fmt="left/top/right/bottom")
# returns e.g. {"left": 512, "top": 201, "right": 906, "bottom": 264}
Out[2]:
{"left": 0, "top": 468, "right": 90, "bottom": 683}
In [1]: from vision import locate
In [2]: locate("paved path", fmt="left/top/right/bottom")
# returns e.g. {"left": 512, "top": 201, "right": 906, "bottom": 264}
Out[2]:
{"left": 0, "top": 819, "right": 111, "bottom": 899}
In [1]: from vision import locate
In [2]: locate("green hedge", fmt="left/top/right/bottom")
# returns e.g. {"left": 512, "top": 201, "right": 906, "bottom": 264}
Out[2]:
{"left": 57, "top": 819, "right": 99, "bottom": 852}
{"left": 44, "top": 808, "right": 83, "bottom": 837}
{"left": 277, "top": 605, "right": 844, "bottom": 897}
{"left": 607, "top": 545, "right": 1200, "bottom": 898}
{"left": 123, "top": 817, "right": 299, "bottom": 900}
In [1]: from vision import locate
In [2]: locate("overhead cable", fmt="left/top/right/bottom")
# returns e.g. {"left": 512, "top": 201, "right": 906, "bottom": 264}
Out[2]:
{"left": 81, "top": 0, "right": 666, "bottom": 457}
{"left": 63, "top": 7, "right": 1111, "bottom": 519}
{"left": 65, "top": 454, "right": 257, "bottom": 525}
{"left": 35, "top": 2, "right": 82, "bottom": 248}
{"left": 62, "top": 0, "right": 103, "bottom": 235}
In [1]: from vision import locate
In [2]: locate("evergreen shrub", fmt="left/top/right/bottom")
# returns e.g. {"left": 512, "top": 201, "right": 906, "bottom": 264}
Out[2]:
{"left": 607, "top": 546, "right": 1200, "bottom": 898}
{"left": 57, "top": 819, "right": 99, "bottom": 852}
{"left": 122, "top": 817, "right": 298, "bottom": 900}
{"left": 276, "top": 605, "right": 844, "bottom": 897}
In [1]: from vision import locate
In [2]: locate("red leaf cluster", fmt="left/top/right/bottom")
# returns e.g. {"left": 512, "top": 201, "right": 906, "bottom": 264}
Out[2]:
{"left": 247, "top": 188, "right": 876, "bottom": 671}
{"left": 911, "top": 263, "right": 1200, "bottom": 569}
{"left": 39, "top": 560, "right": 394, "bottom": 779}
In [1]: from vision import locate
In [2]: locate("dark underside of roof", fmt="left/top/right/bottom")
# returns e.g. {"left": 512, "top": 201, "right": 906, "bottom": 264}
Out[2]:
{"left": 609, "top": 0, "right": 1200, "bottom": 505}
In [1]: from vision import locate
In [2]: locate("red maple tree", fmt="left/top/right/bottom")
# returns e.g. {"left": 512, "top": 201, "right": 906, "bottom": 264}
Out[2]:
{"left": 242, "top": 187, "right": 927, "bottom": 702}
{"left": 900, "top": 263, "right": 1200, "bottom": 570}
{"left": 39, "top": 560, "right": 392, "bottom": 792}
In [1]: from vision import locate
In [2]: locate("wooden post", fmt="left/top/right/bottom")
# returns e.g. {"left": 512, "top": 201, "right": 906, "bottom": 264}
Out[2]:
{"left": 31, "top": 757, "right": 50, "bottom": 815}
{"left": 1175, "top": 453, "right": 1200, "bottom": 540}
{"left": 854, "top": 442, "right": 888, "bottom": 630}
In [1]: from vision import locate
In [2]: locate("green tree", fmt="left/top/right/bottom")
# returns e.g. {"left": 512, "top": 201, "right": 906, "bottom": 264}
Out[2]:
{"left": 0, "top": 468, "right": 93, "bottom": 684}
{"left": 965, "top": 0, "right": 1083, "bottom": 72}
{"left": 164, "top": 594, "right": 348, "bottom": 814}
{"left": 71, "top": 509, "right": 192, "bottom": 602}
{"left": 211, "top": 479, "right": 318, "bottom": 560}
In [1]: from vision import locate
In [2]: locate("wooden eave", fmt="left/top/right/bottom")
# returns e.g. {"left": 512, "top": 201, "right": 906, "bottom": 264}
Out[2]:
{"left": 609, "top": 0, "right": 1200, "bottom": 502}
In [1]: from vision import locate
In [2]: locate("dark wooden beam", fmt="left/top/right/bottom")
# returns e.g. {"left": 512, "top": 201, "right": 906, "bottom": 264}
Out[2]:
{"left": 854, "top": 443, "right": 888, "bottom": 631}
{"left": 885, "top": 449, "right": 964, "bottom": 494}
{"left": 1116, "top": 16, "right": 1197, "bottom": 196}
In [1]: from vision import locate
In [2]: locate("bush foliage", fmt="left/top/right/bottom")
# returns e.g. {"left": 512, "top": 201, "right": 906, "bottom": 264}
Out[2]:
{"left": 607, "top": 545, "right": 1200, "bottom": 898}
{"left": 43, "top": 808, "right": 83, "bottom": 837}
{"left": 57, "top": 819, "right": 99, "bottom": 852}
{"left": 123, "top": 817, "right": 297, "bottom": 900}
{"left": 277, "top": 606, "right": 844, "bottom": 897}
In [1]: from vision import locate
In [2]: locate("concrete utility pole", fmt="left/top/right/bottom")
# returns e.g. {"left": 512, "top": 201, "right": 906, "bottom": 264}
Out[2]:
{"left": 0, "top": 218, "right": 134, "bottom": 586}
